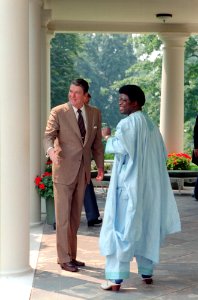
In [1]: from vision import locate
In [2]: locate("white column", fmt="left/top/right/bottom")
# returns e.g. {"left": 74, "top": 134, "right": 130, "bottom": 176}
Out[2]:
{"left": 46, "top": 32, "right": 54, "bottom": 118}
{"left": 40, "top": 12, "right": 53, "bottom": 215}
{"left": 40, "top": 10, "right": 52, "bottom": 172}
{"left": 40, "top": 30, "right": 54, "bottom": 170}
{"left": 159, "top": 33, "right": 189, "bottom": 153}
{"left": 41, "top": 28, "right": 48, "bottom": 172}
{"left": 40, "top": 31, "right": 54, "bottom": 167}
{"left": 29, "top": 0, "right": 42, "bottom": 226}
{"left": 0, "top": 0, "right": 30, "bottom": 274}
{"left": 40, "top": 30, "right": 52, "bottom": 215}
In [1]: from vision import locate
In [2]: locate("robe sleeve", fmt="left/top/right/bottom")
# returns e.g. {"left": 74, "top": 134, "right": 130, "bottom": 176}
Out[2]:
{"left": 105, "top": 121, "right": 129, "bottom": 155}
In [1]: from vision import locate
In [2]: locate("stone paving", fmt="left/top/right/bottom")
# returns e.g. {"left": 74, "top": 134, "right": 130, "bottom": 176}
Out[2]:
{"left": 30, "top": 187, "right": 198, "bottom": 300}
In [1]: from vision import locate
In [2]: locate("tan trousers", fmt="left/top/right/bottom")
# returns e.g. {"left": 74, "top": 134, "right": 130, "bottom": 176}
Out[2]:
{"left": 53, "top": 163, "right": 86, "bottom": 263}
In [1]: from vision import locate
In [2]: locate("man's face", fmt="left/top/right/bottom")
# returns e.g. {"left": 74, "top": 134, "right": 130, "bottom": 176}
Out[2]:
{"left": 68, "top": 84, "right": 87, "bottom": 109}
{"left": 119, "top": 93, "right": 135, "bottom": 115}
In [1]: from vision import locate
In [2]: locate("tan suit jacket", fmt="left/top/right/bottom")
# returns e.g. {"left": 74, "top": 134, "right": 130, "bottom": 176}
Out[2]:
{"left": 43, "top": 102, "right": 104, "bottom": 185}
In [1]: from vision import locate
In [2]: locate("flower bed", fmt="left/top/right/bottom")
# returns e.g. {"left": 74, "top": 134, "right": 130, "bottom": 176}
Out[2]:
{"left": 166, "top": 153, "right": 191, "bottom": 170}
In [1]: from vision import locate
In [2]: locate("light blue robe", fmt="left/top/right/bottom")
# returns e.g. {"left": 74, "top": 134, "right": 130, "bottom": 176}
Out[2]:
{"left": 99, "top": 111, "right": 181, "bottom": 278}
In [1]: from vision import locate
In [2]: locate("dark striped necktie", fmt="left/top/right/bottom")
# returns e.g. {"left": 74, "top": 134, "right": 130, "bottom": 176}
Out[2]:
{"left": 77, "top": 109, "right": 86, "bottom": 142}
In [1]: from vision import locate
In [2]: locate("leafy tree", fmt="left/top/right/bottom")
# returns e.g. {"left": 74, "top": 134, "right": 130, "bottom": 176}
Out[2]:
{"left": 50, "top": 33, "right": 198, "bottom": 153}
{"left": 112, "top": 34, "right": 163, "bottom": 125}
{"left": 76, "top": 33, "right": 137, "bottom": 128}
{"left": 183, "top": 35, "right": 198, "bottom": 151}
{"left": 113, "top": 34, "right": 198, "bottom": 152}
{"left": 50, "top": 33, "right": 83, "bottom": 108}
{"left": 184, "top": 35, "right": 198, "bottom": 121}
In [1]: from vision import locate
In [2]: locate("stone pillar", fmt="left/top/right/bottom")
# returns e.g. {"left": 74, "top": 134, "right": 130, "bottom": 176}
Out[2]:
{"left": 0, "top": 0, "right": 30, "bottom": 274}
{"left": 40, "top": 7, "right": 53, "bottom": 213}
{"left": 46, "top": 32, "right": 54, "bottom": 119}
{"left": 29, "top": 0, "right": 43, "bottom": 226}
{"left": 41, "top": 29, "right": 48, "bottom": 172}
{"left": 40, "top": 31, "right": 54, "bottom": 168}
{"left": 159, "top": 33, "right": 189, "bottom": 153}
{"left": 40, "top": 9, "right": 52, "bottom": 172}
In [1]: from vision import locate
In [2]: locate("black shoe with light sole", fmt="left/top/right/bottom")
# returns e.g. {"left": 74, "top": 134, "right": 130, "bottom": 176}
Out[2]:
{"left": 87, "top": 218, "right": 102, "bottom": 227}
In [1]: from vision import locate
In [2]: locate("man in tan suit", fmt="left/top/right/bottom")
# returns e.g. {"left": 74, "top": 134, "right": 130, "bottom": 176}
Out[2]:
{"left": 44, "top": 78, "right": 104, "bottom": 272}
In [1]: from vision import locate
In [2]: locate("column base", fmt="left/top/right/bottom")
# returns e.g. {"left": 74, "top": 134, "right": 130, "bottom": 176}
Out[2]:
{"left": 0, "top": 265, "right": 32, "bottom": 277}
{"left": 30, "top": 221, "right": 43, "bottom": 227}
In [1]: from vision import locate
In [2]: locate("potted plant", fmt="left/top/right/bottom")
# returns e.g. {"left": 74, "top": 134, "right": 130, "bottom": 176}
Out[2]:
{"left": 166, "top": 153, "right": 191, "bottom": 170}
{"left": 34, "top": 160, "right": 55, "bottom": 225}
{"left": 166, "top": 152, "right": 196, "bottom": 191}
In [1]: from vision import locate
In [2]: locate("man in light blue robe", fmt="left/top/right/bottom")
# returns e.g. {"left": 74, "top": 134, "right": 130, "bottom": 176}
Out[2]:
{"left": 99, "top": 85, "right": 181, "bottom": 291}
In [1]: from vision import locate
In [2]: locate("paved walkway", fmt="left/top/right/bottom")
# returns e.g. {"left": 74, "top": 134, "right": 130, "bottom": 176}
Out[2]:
{"left": 30, "top": 187, "right": 198, "bottom": 300}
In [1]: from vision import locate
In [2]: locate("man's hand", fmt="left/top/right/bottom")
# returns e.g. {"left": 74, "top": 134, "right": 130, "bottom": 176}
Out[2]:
{"left": 96, "top": 168, "right": 104, "bottom": 181}
{"left": 48, "top": 148, "right": 59, "bottom": 165}
{"left": 101, "top": 127, "right": 111, "bottom": 140}
{"left": 194, "top": 149, "right": 198, "bottom": 157}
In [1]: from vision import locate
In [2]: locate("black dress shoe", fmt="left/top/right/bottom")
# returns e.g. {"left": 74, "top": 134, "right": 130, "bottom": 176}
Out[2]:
{"left": 59, "top": 262, "right": 78, "bottom": 272}
{"left": 71, "top": 259, "right": 85, "bottom": 267}
{"left": 142, "top": 278, "right": 153, "bottom": 284}
{"left": 88, "top": 218, "right": 102, "bottom": 227}
{"left": 142, "top": 275, "right": 153, "bottom": 284}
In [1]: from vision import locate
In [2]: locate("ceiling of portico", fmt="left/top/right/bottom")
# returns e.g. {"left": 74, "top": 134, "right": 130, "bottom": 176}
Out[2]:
{"left": 43, "top": 0, "right": 198, "bottom": 34}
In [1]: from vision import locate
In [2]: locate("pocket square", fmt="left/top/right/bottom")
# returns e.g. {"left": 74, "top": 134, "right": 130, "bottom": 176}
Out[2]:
{"left": 94, "top": 126, "right": 97, "bottom": 129}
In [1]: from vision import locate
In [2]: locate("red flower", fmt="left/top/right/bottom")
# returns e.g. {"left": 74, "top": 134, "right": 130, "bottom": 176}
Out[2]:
{"left": 42, "top": 172, "right": 52, "bottom": 177}
{"left": 168, "top": 152, "right": 191, "bottom": 160}
{"left": 167, "top": 152, "right": 192, "bottom": 170}
{"left": 34, "top": 159, "right": 53, "bottom": 198}
{"left": 181, "top": 153, "right": 191, "bottom": 159}
{"left": 39, "top": 183, "right": 45, "bottom": 190}
{"left": 35, "top": 176, "right": 42, "bottom": 186}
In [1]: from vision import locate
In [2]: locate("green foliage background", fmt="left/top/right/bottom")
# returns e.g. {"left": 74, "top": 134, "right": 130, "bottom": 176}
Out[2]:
{"left": 50, "top": 33, "right": 198, "bottom": 152}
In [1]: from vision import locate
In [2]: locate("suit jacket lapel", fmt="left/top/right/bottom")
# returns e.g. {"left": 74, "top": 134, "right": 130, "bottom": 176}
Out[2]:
{"left": 84, "top": 105, "right": 92, "bottom": 145}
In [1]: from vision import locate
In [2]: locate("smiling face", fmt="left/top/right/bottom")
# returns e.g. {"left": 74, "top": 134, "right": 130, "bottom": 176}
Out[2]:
{"left": 68, "top": 84, "right": 87, "bottom": 109}
{"left": 119, "top": 93, "right": 138, "bottom": 115}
